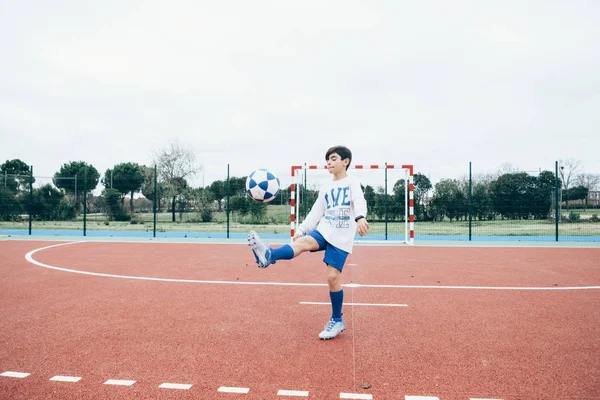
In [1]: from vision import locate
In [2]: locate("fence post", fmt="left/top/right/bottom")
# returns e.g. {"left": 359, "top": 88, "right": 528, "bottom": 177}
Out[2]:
{"left": 469, "top": 162, "right": 472, "bottom": 241}
{"left": 555, "top": 161, "right": 559, "bottom": 241}
{"left": 83, "top": 167, "right": 87, "bottom": 236}
{"left": 384, "top": 164, "right": 388, "bottom": 240}
{"left": 153, "top": 164, "right": 157, "bottom": 238}
{"left": 28, "top": 166, "right": 33, "bottom": 235}
{"left": 227, "top": 164, "right": 230, "bottom": 239}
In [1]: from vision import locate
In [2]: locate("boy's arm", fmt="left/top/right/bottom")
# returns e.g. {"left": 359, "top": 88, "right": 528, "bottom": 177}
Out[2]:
{"left": 352, "top": 179, "right": 368, "bottom": 219}
{"left": 297, "top": 188, "right": 326, "bottom": 235}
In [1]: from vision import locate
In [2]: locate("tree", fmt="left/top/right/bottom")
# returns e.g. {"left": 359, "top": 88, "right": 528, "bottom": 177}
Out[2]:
{"left": 576, "top": 173, "right": 600, "bottom": 207}
{"left": 0, "top": 159, "right": 32, "bottom": 193}
{"left": 28, "top": 184, "right": 61, "bottom": 220}
{"left": 0, "top": 187, "right": 22, "bottom": 221}
{"left": 100, "top": 188, "right": 125, "bottom": 221}
{"left": 430, "top": 179, "right": 466, "bottom": 222}
{"left": 141, "top": 166, "right": 166, "bottom": 212}
{"left": 471, "top": 182, "right": 494, "bottom": 221}
{"left": 564, "top": 186, "right": 589, "bottom": 202}
{"left": 193, "top": 187, "right": 215, "bottom": 222}
{"left": 558, "top": 159, "right": 583, "bottom": 210}
{"left": 249, "top": 200, "right": 267, "bottom": 222}
{"left": 154, "top": 140, "right": 201, "bottom": 222}
{"left": 490, "top": 173, "right": 538, "bottom": 220}
{"left": 391, "top": 179, "right": 407, "bottom": 220}
{"left": 210, "top": 180, "right": 226, "bottom": 211}
{"left": 53, "top": 161, "right": 100, "bottom": 207}
{"left": 362, "top": 185, "right": 376, "bottom": 219}
{"left": 102, "top": 163, "right": 145, "bottom": 214}
{"left": 413, "top": 173, "right": 432, "bottom": 221}
{"left": 576, "top": 173, "right": 600, "bottom": 191}
{"left": 533, "top": 170, "right": 557, "bottom": 219}
{"left": 496, "top": 163, "right": 521, "bottom": 176}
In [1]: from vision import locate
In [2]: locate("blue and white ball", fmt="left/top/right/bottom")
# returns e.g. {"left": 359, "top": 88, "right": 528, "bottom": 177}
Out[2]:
{"left": 246, "top": 169, "right": 280, "bottom": 203}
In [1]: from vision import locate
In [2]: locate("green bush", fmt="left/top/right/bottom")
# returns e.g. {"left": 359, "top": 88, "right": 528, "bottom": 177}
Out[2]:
{"left": 568, "top": 211, "right": 581, "bottom": 222}
{"left": 201, "top": 208, "right": 213, "bottom": 222}
{"left": 590, "top": 214, "right": 599, "bottom": 222}
{"left": 114, "top": 213, "right": 131, "bottom": 222}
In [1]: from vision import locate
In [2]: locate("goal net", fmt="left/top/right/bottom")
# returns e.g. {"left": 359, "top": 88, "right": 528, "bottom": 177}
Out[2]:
{"left": 290, "top": 163, "right": 414, "bottom": 245}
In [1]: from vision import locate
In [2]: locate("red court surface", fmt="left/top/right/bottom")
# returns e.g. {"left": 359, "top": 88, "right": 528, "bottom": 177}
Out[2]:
{"left": 1, "top": 239, "right": 599, "bottom": 399}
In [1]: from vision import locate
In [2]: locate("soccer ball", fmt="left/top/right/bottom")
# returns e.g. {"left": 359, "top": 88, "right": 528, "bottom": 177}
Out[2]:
{"left": 246, "top": 169, "right": 280, "bottom": 203}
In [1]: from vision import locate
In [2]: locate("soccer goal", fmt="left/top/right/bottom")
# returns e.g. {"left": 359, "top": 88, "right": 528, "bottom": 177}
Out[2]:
{"left": 290, "top": 163, "right": 414, "bottom": 245}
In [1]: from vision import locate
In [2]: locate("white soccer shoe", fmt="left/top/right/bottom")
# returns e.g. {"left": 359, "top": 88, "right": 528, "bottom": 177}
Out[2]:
{"left": 319, "top": 319, "right": 346, "bottom": 340}
{"left": 247, "top": 230, "right": 273, "bottom": 268}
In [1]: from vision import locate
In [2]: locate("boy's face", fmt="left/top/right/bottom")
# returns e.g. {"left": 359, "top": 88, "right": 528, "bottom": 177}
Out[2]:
{"left": 327, "top": 152, "right": 349, "bottom": 174}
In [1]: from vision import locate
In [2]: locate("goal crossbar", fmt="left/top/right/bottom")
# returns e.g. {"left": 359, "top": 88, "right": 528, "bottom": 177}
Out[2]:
{"left": 290, "top": 164, "right": 414, "bottom": 245}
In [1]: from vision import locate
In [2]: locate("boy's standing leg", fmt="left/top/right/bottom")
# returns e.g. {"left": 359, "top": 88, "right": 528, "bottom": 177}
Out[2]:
{"left": 319, "top": 243, "right": 348, "bottom": 340}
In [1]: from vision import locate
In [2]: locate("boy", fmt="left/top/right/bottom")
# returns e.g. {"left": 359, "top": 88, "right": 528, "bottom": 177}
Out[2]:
{"left": 247, "top": 145, "right": 369, "bottom": 340}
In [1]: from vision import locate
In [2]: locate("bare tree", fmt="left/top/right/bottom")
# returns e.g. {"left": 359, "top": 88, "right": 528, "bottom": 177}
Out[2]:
{"left": 154, "top": 140, "right": 201, "bottom": 222}
{"left": 496, "top": 163, "right": 520, "bottom": 177}
{"left": 576, "top": 173, "right": 600, "bottom": 191}
{"left": 576, "top": 173, "right": 600, "bottom": 208}
{"left": 558, "top": 158, "right": 583, "bottom": 210}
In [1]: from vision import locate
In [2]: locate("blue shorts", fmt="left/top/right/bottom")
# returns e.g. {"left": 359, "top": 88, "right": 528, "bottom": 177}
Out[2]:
{"left": 306, "top": 230, "right": 349, "bottom": 272}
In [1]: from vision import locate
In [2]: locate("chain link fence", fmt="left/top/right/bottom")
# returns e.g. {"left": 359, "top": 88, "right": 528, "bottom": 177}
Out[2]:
{"left": 1, "top": 162, "right": 599, "bottom": 241}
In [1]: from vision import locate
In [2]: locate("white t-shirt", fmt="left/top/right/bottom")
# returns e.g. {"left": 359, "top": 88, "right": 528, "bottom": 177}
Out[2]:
{"left": 297, "top": 175, "right": 367, "bottom": 254}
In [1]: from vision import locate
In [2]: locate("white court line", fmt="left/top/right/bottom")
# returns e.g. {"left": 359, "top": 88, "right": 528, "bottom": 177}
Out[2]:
{"left": 50, "top": 375, "right": 82, "bottom": 382}
{"left": 159, "top": 383, "right": 192, "bottom": 390}
{"left": 300, "top": 302, "right": 408, "bottom": 307}
{"left": 1, "top": 371, "right": 30, "bottom": 378}
{"left": 278, "top": 389, "right": 309, "bottom": 396}
{"left": 405, "top": 396, "right": 439, "bottom": 400}
{"left": 24, "top": 242, "right": 600, "bottom": 291}
{"left": 340, "top": 393, "right": 373, "bottom": 399}
{"left": 218, "top": 386, "right": 250, "bottom": 393}
{"left": 104, "top": 379, "right": 136, "bottom": 386}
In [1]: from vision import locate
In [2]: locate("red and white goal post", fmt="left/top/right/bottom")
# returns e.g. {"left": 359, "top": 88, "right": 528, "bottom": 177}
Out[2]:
{"left": 289, "top": 163, "right": 414, "bottom": 245}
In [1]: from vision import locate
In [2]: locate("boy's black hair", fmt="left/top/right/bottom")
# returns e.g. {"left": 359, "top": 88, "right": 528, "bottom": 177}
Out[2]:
{"left": 325, "top": 145, "right": 352, "bottom": 170}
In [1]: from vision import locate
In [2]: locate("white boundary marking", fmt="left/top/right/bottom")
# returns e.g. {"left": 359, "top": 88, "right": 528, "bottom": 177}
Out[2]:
{"left": 340, "top": 393, "right": 373, "bottom": 399}
{"left": 1, "top": 371, "right": 30, "bottom": 378}
{"left": 470, "top": 398, "right": 503, "bottom": 400}
{"left": 405, "top": 396, "right": 440, "bottom": 400}
{"left": 218, "top": 386, "right": 250, "bottom": 393}
{"left": 104, "top": 379, "right": 136, "bottom": 386}
{"left": 159, "top": 383, "right": 192, "bottom": 390}
{"left": 300, "top": 302, "right": 408, "bottom": 307}
{"left": 277, "top": 389, "right": 309, "bottom": 396}
{"left": 50, "top": 375, "right": 82, "bottom": 382}
{"left": 23, "top": 242, "right": 600, "bottom": 291}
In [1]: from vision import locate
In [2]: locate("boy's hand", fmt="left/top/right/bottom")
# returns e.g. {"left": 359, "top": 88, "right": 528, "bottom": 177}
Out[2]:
{"left": 293, "top": 232, "right": 303, "bottom": 241}
{"left": 357, "top": 218, "right": 369, "bottom": 236}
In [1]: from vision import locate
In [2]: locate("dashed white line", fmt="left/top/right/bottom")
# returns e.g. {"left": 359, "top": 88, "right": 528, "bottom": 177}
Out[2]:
{"left": 159, "top": 383, "right": 192, "bottom": 390}
{"left": 1, "top": 371, "right": 30, "bottom": 378}
{"left": 277, "top": 389, "right": 309, "bottom": 396}
{"left": 340, "top": 393, "right": 373, "bottom": 399}
{"left": 300, "top": 301, "right": 408, "bottom": 307}
{"left": 50, "top": 375, "right": 82, "bottom": 382}
{"left": 218, "top": 386, "right": 250, "bottom": 393}
{"left": 104, "top": 379, "right": 136, "bottom": 386}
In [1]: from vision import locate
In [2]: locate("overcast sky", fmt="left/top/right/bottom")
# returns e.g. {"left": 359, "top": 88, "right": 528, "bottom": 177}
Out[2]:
{"left": 1, "top": 0, "right": 599, "bottom": 192}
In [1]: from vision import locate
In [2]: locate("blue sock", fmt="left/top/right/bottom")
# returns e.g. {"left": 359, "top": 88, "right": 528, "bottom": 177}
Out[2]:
{"left": 269, "top": 244, "right": 294, "bottom": 262}
{"left": 330, "top": 289, "right": 344, "bottom": 321}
